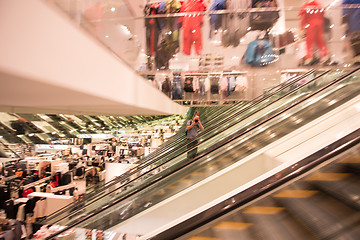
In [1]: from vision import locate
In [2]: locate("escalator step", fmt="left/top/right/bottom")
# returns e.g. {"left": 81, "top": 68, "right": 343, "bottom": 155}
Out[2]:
{"left": 243, "top": 205, "right": 308, "bottom": 240}
{"left": 213, "top": 221, "right": 252, "bottom": 230}
{"left": 275, "top": 190, "right": 360, "bottom": 239}
{"left": 212, "top": 222, "right": 254, "bottom": 240}
{"left": 243, "top": 206, "right": 284, "bottom": 215}
{"left": 305, "top": 172, "right": 351, "bottom": 181}
{"left": 188, "top": 237, "right": 219, "bottom": 240}
{"left": 307, "top": 174, "right": 360, "bottom": 211}
{"left": 273, "top": 190, "right": 318, "bottom": 198}
{"left": 338, "top": 155, "right": 360, "bottom": 163}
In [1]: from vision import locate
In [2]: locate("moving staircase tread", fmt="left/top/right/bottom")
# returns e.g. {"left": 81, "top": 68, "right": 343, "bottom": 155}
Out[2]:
{"left": 243, "top": 206, "right": 285, "bottom": 215}
{"left": 243, "top": 205, "right": 312, "bottom": 240}
{"left": 304, "top": 172, "right": 351, "bottom": 181}
{"left": 338, "top": 155, "right": 360, "bottom": 163}
{"left": 188, "top": 237, "right": 220, "bottom": 240}
{"left": 211, "top": 221, "right": 255, "bottom": 240}
{"left": 275, "top": 186, "right": 360, "bottom": 239}
{"left": 308, "top": 174, "right": 360, "bottom": 211}
{"left": 213, "top": 221, "right": 253, "bottom": 230}
{"left": 46, "top": 71, "right": 341, "bottom": 228}
{"left": 184, "top": 152, "right": 360, "bottom": 240}
{"left": 273, "top": 189, "right": 318, "bottom": 198}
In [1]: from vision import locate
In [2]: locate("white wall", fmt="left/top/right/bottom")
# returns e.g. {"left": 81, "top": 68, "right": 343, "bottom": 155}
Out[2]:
{"left": 0, "top": 0, "right": 187, "bottom": 116}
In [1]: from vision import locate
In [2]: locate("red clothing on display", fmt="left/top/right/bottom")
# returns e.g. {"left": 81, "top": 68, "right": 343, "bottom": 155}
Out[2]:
{"left": 179, "top": 0, "right": 206, "bottom": 55}
{"left": 22, "top": 188, "right": 34, "bottom": 198}
{"left": 298, "top": 0, "right": 328, "bottom": 59}
{"left": 149, "top": 3, "right": 159, "bottom": 56}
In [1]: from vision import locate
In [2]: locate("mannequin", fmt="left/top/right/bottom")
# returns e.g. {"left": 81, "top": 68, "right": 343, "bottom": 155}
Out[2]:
{"left": 179, "top": 0, "right": 207, "bottom": 55}
{"left": 298, "top": 0, "right": 329, "bottom": 65}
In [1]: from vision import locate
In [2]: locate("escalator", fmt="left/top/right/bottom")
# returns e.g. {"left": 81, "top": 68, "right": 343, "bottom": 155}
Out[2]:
{"left": 158, "top": 129, "right": 360, "bottom": 240}
{"left": 0, "top": 122, "right": 25, "bottom": 144}
{"left": 45, "top": 67, "right": 360, "bottom": 238}
{"left": 42, "top": 70, "right": 322, "bottom": 224}
{"left": 0, "top": 141, "right": 22, "bottom": 159}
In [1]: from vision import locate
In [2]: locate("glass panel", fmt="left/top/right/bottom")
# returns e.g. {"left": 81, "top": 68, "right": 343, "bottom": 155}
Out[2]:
{"left": 49, "top": 1, "right": 359, "bottom": 72}
{"left": 71, "top": 69, "right": 359, "bottom": 231}
{"left": 45, "top": 70, "right": 317, "bottom": 223}
{"left": 52, "top": 69, "right": 357, "bottom": 229}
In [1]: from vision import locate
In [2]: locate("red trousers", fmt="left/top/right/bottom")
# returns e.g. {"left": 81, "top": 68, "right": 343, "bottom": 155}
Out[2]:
{"left": 305, "top": 23, "right": 328, "bottom": 59}
{"left": 182, "top": 22, "right": 202, "bottom": 55}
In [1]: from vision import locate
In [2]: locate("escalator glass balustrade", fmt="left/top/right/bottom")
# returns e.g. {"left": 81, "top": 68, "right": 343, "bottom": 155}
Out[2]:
{"left": 47, "top": 68, "right": 359, "bottom": 235}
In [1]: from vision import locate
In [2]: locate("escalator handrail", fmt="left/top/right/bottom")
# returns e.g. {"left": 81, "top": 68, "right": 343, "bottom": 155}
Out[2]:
{"left": 44, "top": 70, "right": 318, "bottom": 221}
{"left": 45, "top": 70, "right": 320, "bottom": 221}
{"left": 150, "top": 128, "right": 360, "bottom": 240}
{"left": 45, "top": 66, "right": 360, "bottom": 236}
{"left": 46, "top": 67, "right": 360, "bottom": 239}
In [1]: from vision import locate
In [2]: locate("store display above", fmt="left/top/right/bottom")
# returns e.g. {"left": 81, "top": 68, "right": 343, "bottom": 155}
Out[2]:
{"left": 143, "top": 68, "right": 308, "bottom": 105}
{"left": 52, "top": 0, "right": 360, "bottom": 73}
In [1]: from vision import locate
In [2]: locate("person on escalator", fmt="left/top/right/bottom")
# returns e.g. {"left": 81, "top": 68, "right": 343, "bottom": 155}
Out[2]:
{"left": 186, "top": 111, "right": 204, "bottom": 159}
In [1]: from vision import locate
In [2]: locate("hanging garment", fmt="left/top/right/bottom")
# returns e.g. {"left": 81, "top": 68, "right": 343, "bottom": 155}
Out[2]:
{"left": 155, "top": 34, "right": 178, "bottom": 69}
{"left": 204, "top": 77, "right": 211, "bottom": 92}
{"left": 243, "top": 39, "right": 276, "bottom": 67}
{"left": 179, "top": 0, "right": 207, "bottom": 55}
{"left": 271, "top": 30, "right": 295, "bottom": 49}
{"left": 210, "top": 77, "right": 220, "bottom": 94}
{"left": 250, "top": 0, "right": 279, "bottom": 31}
{"left": 162, "top": 78, "right": 172, "bottom": 97}
{"left": 220, "top": 76, "right": 229, "bottom": 97}
{"left": 343, "top": 0, "right": 360, "bottom": 34}
{"left": 193, "top": 76, "right": 200, "bottom": 92}
{"left": 4, "top": 199, "right": 16, "bottom": 219}
{"left": 236, "top": 76, "right": 248, "bottom": 90}
{"left": 298, "top": 0, "right": 328, "bottom": 60}
{"left": 222, "top": 0, "right": 251, "bottom": 47}
{"left": 209, "top": 0, "right": 226, "bottom": 39}
{"left": 199, "top": 78, "right": 206, "bottom": 95}
{"left": 16, "top": 203, "right": 25, "bottom": 221}
{"left": 184, "top": 77, "right": 194, "bottom": 92}
{"left": 145, "top": 3, "right": 161, "bottom": 57}
{"left": 220, "top": 76, "right": 228, "bottom": 91}
{"left": 172, "top": 76, "right": 183, "bottom": 99}
{"left": 228, "top": 76, "right": 236, "bottom": 91}
{"left": 343, "top": 0, "right": 360, "bottom": 56}
{"left": 155, "top": 0, "right": 181, "bottom": 69}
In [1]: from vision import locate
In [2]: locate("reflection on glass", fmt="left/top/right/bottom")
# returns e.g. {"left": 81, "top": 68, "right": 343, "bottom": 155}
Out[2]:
{"left": 51, "top": 1, "right": 360, "bottom": 72}
{"left": 46, "top": 70, "right": 320, "bottom": 224}
{"left": 54, "top": 70, "right": 358, "bottom": 231}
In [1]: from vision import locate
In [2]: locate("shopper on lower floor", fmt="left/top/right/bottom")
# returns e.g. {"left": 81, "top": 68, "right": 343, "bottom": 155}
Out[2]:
{"left": 186, "top": 110, "right": 204, "bottom": 159}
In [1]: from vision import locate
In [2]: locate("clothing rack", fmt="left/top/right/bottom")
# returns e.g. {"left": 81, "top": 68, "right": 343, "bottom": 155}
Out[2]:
{"left": 223, "top": 71, "right": 248, "bottom": 75}
{"left": 52, "top": 182, "right": 76, "bottom": 193}
{"left": 22, "top": 176, "right": 51, "bottom": 190}
{"left": 3, "top": 175, "right": 20, "bottom": 182}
